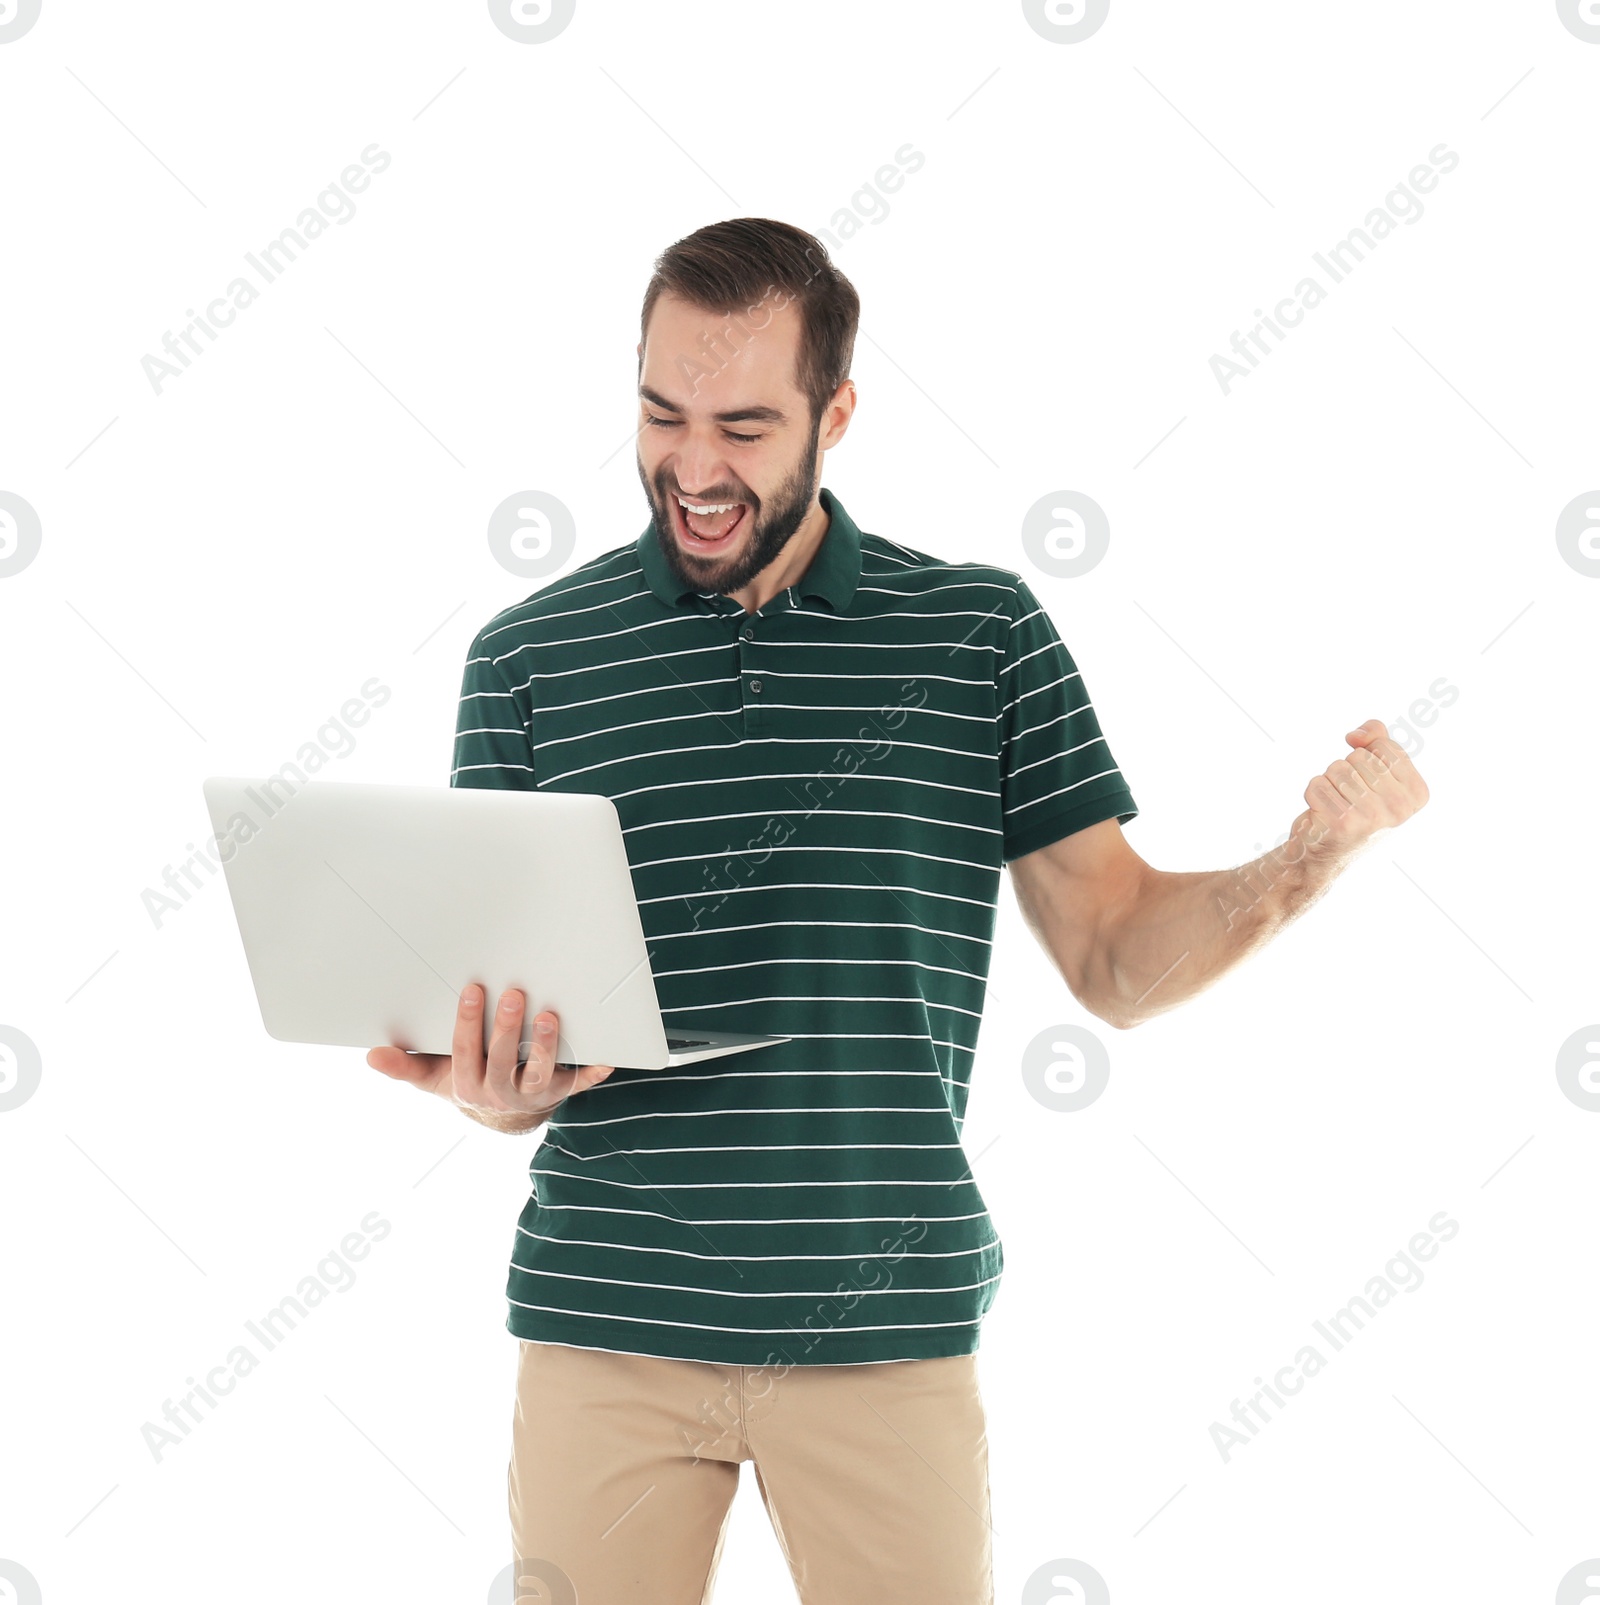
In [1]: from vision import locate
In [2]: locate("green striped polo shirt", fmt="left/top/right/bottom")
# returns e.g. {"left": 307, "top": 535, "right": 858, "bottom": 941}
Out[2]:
{"left": 450, "top": 485, "right": 1138, "bottom": 1366}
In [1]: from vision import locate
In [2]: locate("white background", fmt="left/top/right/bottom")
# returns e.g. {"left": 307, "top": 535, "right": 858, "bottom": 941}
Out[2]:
{"left": 2, "top": 2, "right": 1597, "bottom": 1602}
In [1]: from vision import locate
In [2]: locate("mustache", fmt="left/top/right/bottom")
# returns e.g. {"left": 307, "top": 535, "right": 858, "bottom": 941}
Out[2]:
{"left": 662, "top": 481, "right": 752, "bottom": 506}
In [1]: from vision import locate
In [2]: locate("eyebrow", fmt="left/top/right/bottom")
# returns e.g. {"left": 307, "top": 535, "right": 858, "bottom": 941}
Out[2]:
{"left": 639, "top": 385, "right": 788, "bottom": 426}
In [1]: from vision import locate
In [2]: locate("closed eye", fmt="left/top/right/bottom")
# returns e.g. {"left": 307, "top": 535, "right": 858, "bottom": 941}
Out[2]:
{"left": 643, "top": 416, "right": 763, "bottom": 446}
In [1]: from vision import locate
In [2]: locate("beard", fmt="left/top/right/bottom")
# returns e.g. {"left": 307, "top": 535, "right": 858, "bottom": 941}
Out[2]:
{"left": 637, "top": 416, "right": 822, "bottom": 598}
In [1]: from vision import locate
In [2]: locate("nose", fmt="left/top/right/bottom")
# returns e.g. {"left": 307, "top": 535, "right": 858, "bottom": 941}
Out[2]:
{"left": 666, "top": 443, "right": 740, "bottom": 504}
{"left": 671, "top": 473, "right": 741, "bottom": 504}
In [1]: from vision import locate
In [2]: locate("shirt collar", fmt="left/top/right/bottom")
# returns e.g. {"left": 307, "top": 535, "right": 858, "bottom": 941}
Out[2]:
{"left": 636, "top": 485, "right": 862, "bottom": 613}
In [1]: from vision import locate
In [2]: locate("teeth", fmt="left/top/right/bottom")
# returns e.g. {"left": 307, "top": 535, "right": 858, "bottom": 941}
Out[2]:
{"left": 678, "top": 496, "right": 738, "bottom": 515}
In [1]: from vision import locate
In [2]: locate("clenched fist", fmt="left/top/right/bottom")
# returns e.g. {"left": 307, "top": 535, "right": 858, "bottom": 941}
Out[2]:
{"left": 1289, "top": 718, "right": 1430, "bottom": 865}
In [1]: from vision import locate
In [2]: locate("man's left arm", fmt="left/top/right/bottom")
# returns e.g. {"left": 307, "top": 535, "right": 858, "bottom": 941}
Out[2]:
{"left": 1009, "top": 719, "right": 1431, "bottom": 1029}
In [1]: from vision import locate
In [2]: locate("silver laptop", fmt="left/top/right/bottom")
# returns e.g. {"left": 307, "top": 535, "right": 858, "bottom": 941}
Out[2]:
{"left": 201, "top": 777, "right": 791, "bottom": 1071}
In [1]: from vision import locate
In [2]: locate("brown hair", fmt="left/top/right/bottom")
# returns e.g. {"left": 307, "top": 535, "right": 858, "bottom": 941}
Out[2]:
{"left": 639, "top": 217, "right": 860, "bottom": 432}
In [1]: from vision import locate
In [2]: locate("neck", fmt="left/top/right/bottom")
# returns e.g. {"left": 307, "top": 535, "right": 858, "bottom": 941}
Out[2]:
{"left": 728, "top": 497, "right": 831, "bottom": 615}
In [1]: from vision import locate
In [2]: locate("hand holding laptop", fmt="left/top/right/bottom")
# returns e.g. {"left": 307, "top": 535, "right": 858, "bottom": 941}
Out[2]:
{"left": 201, "top": 778, "right": 792, "bottom": 1072}
{"left": 366, "top": 984, "right": 613, "bottom": 1134}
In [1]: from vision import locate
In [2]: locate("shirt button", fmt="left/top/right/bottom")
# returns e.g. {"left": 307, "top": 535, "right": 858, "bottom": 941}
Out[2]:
{"left": 750, "top": 678, "right": 763, "bottom": 693}
{"left": 739, "top": 627, "right": 754, "bottom": 641}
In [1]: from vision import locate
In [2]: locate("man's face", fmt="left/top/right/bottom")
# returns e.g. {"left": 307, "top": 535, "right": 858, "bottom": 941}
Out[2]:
{"left": 635, "top": 290, "right": 823, "bottom": 597}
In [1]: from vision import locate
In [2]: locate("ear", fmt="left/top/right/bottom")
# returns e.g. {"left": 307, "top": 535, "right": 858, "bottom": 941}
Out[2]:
{"left": 820, "top": 379, "right": 858, "bottom": 449}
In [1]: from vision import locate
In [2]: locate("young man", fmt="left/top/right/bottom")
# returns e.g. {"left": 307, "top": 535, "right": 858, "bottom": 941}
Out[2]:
{"left": 367, "top": 218, "right": 1428, "bottom": 1605}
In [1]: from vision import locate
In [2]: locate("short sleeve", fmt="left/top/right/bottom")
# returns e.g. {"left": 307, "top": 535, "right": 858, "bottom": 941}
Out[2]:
{"left": 450, "top": 627, "right": 538, "bottom": 790}
{"left": 998, "top": 578, "right": 1138, "bottom": 862}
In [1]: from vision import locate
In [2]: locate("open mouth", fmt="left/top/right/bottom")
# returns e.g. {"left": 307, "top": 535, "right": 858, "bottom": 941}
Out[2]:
{"left": 671, "top": 492, "right": 749, "bottom": 554}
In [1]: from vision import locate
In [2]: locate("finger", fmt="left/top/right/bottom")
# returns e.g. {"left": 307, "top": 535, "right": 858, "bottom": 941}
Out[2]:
{"left": 1345, "top": 718, "right": 1388, "bottom": 746}
{"left": 1323, "top": 757, "right": 1370, "bottom": 806}
{"left": 517, "top": 1012, "right": 567, "bottom": 1110}
{"left": 484, "top": 989, "right": 530, "bottom": 1104}
{"left": 521, "top": 1062, "right": 613, "bottom": 1119}
{"left": 1305, "top": 774, "right": 1351, "bottom": 817}
{"left": 451, "top": 984, "right": 490, "bottom": 1104}
{"left": 1364, "top": 734, "right": 1424, "bottom": 785}
{"left": 366, "top": 1046, "right": 450, "bottom": 1085}
{"left": 1345, "top": 747, "right": 1391, "bottom": 789}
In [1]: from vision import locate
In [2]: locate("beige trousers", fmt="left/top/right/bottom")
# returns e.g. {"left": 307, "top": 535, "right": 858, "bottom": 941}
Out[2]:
{"left": 508, "top": 1338, "right": 994, "bottom": 1604}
